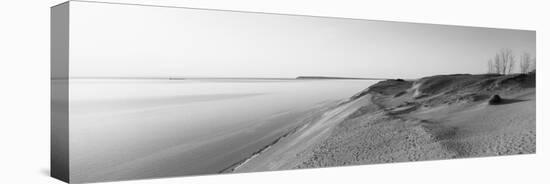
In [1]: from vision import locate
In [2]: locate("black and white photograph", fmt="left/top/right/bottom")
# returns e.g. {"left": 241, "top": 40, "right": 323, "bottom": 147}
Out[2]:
{"left": 48, "top": 0, "right": 539, "bottom": 183}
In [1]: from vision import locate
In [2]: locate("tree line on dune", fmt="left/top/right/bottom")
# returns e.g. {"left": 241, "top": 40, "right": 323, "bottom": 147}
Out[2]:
{"left": 487, "top": 48, "right": 536, "bottom": 75}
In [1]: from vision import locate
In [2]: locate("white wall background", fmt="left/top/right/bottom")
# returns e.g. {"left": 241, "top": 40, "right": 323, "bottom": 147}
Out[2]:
{"left": 0, "top": 0, "right": 547, "bottom": 183}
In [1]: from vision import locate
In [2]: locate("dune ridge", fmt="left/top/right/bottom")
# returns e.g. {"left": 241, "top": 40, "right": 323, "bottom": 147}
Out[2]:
{"left": 232, "top": 72, "right": 536, "bottom": 172}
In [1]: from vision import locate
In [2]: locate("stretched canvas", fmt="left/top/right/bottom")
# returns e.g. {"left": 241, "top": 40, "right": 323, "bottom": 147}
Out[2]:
{"left": 51, "top": 1, "right": 536, "bottom": 183}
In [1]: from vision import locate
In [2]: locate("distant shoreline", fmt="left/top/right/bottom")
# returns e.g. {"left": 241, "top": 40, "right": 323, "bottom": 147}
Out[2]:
{"left": 295, "top": 76, "right": 390, "bottom": 80}
{"left": 54, "top": 76, "right": 391, "bottom": 80}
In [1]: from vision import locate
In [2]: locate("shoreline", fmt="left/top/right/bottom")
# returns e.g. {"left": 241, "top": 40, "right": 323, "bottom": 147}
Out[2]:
{"left": 219, "top": 120, "right": 312, "bottom": 173}
{"left": 230, "top": 94, "right": 374, "bottom": 172}
{"left": 218, "top": 99, "right": 350, "bottom": 173}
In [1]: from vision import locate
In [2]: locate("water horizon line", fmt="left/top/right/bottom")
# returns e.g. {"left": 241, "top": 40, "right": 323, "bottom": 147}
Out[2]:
{"left": 52, "top": 76, "right": 392, "bottom": 80}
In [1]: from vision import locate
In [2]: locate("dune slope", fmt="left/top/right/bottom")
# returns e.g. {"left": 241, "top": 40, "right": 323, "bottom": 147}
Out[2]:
{"left": 234, "top": 72, "right": 536, "bottom": 172}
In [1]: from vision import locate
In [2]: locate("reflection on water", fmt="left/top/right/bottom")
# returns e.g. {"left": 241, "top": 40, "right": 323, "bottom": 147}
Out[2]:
{"left": 70, "top": 93, "right": 266, "bottom": 115}
{"left": 67, "top": 79, "right": 376, "bottom": 182}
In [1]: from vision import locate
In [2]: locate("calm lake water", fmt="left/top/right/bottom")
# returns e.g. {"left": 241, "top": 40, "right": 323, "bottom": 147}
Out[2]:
{"left": 67, "top": 79, "right": 376, "bottom": 182}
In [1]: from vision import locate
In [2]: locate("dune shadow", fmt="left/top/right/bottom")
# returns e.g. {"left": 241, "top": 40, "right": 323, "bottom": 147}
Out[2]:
{"left": 491, "top": 98, "right": 527, "bottom": 105}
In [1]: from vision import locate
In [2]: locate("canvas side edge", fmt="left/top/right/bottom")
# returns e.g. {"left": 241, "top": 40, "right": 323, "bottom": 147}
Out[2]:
{"left": 51, "top": 1, "right": 70, "bottom": 183}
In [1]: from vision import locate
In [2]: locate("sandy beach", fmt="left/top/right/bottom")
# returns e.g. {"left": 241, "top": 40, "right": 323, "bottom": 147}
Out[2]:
{"left": 231, "top": 72, "right": 536, "bottom": 172}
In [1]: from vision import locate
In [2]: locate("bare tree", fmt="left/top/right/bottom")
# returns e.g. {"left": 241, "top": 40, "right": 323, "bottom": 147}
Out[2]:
{"left": 488, "top": 53, "right": 502, "bottom": 74}
{"left": 520, "top": 52, "right": 533, "bottom": 73}
{"left": 494, "top": 54, "right": 502, "bottom": 74}
{"left": 501, "top": 48, "right": 515, "bottom": 74}
{"left": 487, "top": 48, "right": 516, "bottom": 75}
{"left": 487, "top": 59, "right": 495, "bottom": 73}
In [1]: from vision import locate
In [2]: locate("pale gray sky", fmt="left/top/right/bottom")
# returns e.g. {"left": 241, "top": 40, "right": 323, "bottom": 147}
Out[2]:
{"left": 69, "top": 1, "right": 535, "bottom": 79}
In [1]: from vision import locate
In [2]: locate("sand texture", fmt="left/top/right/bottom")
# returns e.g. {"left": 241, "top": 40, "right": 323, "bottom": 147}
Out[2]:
{"left": 233, "top": 72, "right": 536, "bottom": 172}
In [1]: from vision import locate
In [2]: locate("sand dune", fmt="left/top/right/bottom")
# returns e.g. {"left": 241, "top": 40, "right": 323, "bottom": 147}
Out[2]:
{"left": 233, "top": 72, "right": 536, "bottom": 171}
